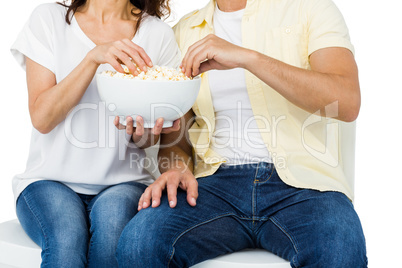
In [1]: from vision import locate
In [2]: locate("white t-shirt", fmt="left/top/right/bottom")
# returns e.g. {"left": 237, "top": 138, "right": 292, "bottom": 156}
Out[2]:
{"left": 208, "top": 5, "right": 271, "bottom": 165}
{"left": 10, "top": 3, "right": 181, "bottom": 203}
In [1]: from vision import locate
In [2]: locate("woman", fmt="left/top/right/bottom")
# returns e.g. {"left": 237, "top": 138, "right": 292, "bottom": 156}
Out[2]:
{"left": 10, "top": 0, "right": 180, "bottom": 267}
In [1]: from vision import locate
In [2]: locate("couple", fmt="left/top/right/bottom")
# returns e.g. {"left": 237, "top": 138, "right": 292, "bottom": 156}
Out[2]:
{"left": 11, "top": 0, "right": 367, "bottom": 267}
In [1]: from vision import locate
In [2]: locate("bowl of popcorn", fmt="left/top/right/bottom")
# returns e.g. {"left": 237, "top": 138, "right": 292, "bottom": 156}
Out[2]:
{"left": 96, "top": 65, "right": 201, "bottom": 128}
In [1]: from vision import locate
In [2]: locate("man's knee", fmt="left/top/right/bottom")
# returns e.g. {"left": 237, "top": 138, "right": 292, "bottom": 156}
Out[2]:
{"left": 300, "top": 232, "right": 367, "bottom": 267}
{"left": 116, "top": 210, "right": 172, "bottom": 267}
{"left": 296, "top": 210, "right": 367, "bottom": 267}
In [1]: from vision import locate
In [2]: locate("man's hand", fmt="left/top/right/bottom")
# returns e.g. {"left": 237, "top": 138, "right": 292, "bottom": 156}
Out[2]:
{"left": 181, "top": 34, "right": 250, "bottom": 77}
{"left": 140, "top": 110, "right": 196, "bottom": 210}
{"left": 181, "top": 34, "right": 360, "bottom": 122}
{"left": 138, "top": 167, "right": 198, "bottom": 210}
{"left": 114, "top": 116, "right": 180, "bottom": 149}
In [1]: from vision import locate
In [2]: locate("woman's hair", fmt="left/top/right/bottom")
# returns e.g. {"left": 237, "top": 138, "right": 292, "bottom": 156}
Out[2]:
{"left": 58, "top": 0, "right": 171, "bottom": 31}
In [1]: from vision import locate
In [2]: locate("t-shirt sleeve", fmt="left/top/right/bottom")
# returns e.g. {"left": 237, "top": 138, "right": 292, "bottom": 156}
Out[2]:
{"left": 156, "top": 24, "right": 181, "bottom": 68}
{"left": 306, "top": 0, "right": 354, "bottom": 56}
{"left": 10, "top": 4, "right": 55, "bottom": 73}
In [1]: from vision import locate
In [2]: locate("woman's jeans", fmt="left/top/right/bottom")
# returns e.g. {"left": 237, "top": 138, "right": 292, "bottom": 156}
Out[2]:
{"left": 16, "top": 180, "right": 146, "bottom": 268}
{"left": 117, "top": 162, "right": 368, "bottom": 268}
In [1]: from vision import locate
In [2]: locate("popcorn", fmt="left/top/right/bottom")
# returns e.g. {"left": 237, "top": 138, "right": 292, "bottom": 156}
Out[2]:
{"left": 101, "top": 65, "right": 192, "bottom": 81}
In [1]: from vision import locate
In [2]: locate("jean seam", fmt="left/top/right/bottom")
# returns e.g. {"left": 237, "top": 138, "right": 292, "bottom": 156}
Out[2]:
{"left": 167, "top": 213, "right": 236, "bottom": 267}
{"left": 253, "top": 163, "right": 260, "bottom": 182}
{"left": 269, "top": 217, "right": 301, "bottom": 268}
{"left": 20, "top": 191, "right": 49, "bottom": 252}
{"left": 252, "top": 163, "right": 261, "bottom": 227}
{"left": 252, "top": 181, "right": 256, "bottom": 228}
{"left": 87, "top": 199, "right": 95, "bottom": 265}
{"left": 237, "top": 216, "right": 254, "bottom": 221}
{"left": 291, "top": 255, "right": 301, "bottom": 268}
{"left": 269, "top": 216, "right": 300, "bottom": 257}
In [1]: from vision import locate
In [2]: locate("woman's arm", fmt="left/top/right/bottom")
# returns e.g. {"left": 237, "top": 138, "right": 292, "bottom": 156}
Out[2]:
{"left": 27, "top": 39, "right": 152, "bottom": 134}
{"left": 27, "top": 56, "right": 96, "bottom": 134}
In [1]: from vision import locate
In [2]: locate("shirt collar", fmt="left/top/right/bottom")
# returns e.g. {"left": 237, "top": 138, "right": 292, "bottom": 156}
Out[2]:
{"left": 189, "top": 0, "right": 256, "bottom": 28}
{"left": 189, "top": 0, "right": 216, "bottom": 28}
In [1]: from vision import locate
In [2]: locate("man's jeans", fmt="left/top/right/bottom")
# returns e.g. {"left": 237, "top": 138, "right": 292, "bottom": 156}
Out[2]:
{"left": 117, "top": 162, "right": 367, "bottom": 267}
{"left": 16, "top": 180, "right": 146, "bottom": 268}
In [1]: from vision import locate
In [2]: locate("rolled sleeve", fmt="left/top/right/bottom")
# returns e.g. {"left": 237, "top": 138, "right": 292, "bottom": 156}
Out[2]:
{"left": 10, "top": 5, "right": 55, "bottom": 73}
{"left": 306, "top": 0, "right": 354, "bottom": 56}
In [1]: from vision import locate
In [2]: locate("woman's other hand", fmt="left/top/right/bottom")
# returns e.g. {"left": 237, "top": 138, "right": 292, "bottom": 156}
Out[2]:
{"left": 114, "top": 116, "right": 181, "bottom": 149}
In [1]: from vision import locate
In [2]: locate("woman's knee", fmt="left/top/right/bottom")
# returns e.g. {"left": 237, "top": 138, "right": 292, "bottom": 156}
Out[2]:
{"left": 89, "top": 183, "right": 146, "bottom": 237}
{"left": 17, "top": 181, "right": 87, "bottom": 245}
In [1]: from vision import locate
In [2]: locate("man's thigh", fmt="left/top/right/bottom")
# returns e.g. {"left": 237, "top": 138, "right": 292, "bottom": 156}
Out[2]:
{"left": 256, "top": 190, "right": 367, "bottom": 267}
{"left": 117, "top": 173, "right": 256, "bottom": 268}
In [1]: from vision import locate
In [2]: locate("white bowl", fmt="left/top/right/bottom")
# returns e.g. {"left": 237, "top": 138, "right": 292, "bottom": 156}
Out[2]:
{"left": 96, "top": 73, "right": 201, "bottom": 128}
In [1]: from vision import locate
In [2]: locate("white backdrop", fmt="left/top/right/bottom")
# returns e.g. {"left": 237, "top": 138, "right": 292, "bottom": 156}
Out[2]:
{"left": 1, "top": 0, "right": 401, "bottom": 267}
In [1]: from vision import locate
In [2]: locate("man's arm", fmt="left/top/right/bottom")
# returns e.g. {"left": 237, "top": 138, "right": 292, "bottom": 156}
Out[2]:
{"left": 247, "top": 46, "right": 360, "bottom": 122}
{"left": 138, "top": 110, "right": 198, "bottom": 210}
{"left": 181, "top": 35, "right": 360, "bottom": 122}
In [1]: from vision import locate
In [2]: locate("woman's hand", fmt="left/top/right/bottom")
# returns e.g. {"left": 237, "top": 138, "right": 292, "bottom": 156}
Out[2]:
{"left": 87, "top": 39, "right": 153, "bottom": 75}
{"left": 114, "top": 116, "right": 181, "bottom": 149}
{"left": 26, "top": 40, "right": 153, "bottom": 134}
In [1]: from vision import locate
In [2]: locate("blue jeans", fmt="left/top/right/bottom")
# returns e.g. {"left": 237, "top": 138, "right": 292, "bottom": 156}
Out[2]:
{"left": 16, "top": 180, "right": 147, "bottom": 268}
{"left": 117, "top": 162, "right": 367, "bottom": 267}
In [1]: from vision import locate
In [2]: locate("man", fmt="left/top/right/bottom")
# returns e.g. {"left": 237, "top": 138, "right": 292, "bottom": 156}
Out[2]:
{"left": 116, "top": 0, "right": 367, "bottom": 267}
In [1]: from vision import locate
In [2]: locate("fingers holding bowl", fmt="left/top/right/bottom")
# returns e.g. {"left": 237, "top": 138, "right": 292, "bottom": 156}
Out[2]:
{"left": 114, "top": 116, "right": 126, "bottom": 130}
{"left": 161, "top": 119, "right": 181, "bottom": 134}
{"left": 114, "top": 116, "right": 182, "bottom": 134}
{"left": 134, "top": 116, "right": 145, "bottom": 136}
{"left": 125, "top": 116, "right": 135, "bottom": 135}
{"left": 152, "top": 118, "right": 165, "bottom": 135}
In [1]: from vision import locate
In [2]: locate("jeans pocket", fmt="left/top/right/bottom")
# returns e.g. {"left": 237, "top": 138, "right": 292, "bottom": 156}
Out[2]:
{"left": 255, "top": 162, "right": 276, "bottom": 183}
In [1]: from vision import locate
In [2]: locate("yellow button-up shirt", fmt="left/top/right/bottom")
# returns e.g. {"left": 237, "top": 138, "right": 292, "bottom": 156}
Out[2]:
{"left": 173, "top": 0, "right": 356, "bottom": 200}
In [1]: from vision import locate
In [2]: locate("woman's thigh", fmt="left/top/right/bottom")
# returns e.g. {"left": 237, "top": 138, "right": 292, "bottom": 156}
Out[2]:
{"left": 87, "top": 181, "right": 147, "bottom": 229}
{"left": 86, "top": 181, "right": 147, "bottom": 268}
{"left": 87, "top": 181, "right": 146, "bottom": 237}
{"left": 16, "top": 180, "right": 89, "bottom": 266}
